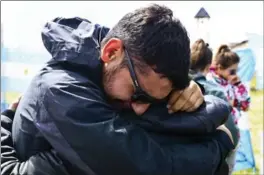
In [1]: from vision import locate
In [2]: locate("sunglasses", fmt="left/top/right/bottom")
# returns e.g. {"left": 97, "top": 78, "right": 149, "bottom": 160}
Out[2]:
{"left": 124, "top": 49, "right": 169, "bottom": 104}
{"left": 229, "top": 69, "right": 237, "bottom": 75}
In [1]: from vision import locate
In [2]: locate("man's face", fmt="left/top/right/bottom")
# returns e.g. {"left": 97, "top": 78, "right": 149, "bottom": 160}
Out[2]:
{"left": 101, "top": 38, "right": 173, "bottom": 115}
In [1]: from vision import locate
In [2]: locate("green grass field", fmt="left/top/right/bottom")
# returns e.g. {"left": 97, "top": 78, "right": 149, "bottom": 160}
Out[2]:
{"left": 233, "top": 89, "right": 263, "bottom": 175}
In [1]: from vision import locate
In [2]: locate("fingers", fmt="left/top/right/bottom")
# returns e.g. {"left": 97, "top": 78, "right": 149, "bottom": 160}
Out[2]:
{"left": 184, "top": 81, "right": 203, "bottom": 112}
{"left": 186, "top": 95, "right": 204, "bottom": 112}
{"left": 179, "top": 87, "right": 204, "bottom": 112}
{"left": 167, "top": 80, "right": 204, "bottom": 113}
{"left": 168, "top": 88, "right": 193, "bottom": 113}
{"left": 177, "top": 81, "right": 202, "bottom": 111}
{"left": 178, "top": 90, "right": 195, "bottom": 111}
{"left": 169, "top": 91, "right": 189, "bottom": 112}
{"left": 167, "top": 90, "right": 183, "bottom": 108}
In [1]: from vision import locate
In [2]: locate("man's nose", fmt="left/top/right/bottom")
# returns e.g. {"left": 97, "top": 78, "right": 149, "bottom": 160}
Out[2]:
{"left": 131, "top": 103, "right": 150, "bottom": 115}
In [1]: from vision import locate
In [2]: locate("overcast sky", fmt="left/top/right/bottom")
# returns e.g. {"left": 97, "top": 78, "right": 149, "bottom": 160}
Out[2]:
{"left": 1, "top": 1, "right": 263, "bottom": 53}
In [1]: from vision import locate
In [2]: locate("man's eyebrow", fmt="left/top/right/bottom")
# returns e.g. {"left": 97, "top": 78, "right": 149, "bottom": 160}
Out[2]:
{"left": 153, "top": 69, "right": 167, "bottom": 79}
{"left": 150, "top": 65, "right": 166, "bottom": 77}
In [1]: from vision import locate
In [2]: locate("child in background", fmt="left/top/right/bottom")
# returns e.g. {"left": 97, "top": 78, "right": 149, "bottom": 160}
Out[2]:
{"left": 208, "top": 45, "right": 250, "bottom": 124}
{"left": 207, "top": 44, "right": 251, "bottom": 174}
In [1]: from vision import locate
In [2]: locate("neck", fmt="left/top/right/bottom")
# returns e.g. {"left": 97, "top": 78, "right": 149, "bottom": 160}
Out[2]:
{"left": 201, "top": 70, "right": 208, "bottom": 77}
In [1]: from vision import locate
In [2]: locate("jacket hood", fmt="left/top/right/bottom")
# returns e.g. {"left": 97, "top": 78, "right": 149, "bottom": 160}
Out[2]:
{"left": 41, "top": 17, "right": 110, "bottom": 67}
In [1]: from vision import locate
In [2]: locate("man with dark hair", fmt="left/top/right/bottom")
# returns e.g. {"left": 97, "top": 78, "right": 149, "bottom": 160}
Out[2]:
{"left": 2, "top": 4, "right": 233, "bottom": 175}
{"left": 101, "top": 4, "right": 190, "bottom": 92}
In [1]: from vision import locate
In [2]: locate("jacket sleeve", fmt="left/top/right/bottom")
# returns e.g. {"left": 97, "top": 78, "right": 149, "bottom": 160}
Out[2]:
{"left": 128, "top": 95, "right": 231, "bottom": 135}
{"left": 201, "top": 81, "right": 240, "bottom": 146}
{"left": 32, "top": 79, "right": 234, "bottom": 175}
{"left": 1, "top": 110, "right": 70, "bottom": 175}
{"left": 233, "top": 82, "right": 251, "bottom": 111}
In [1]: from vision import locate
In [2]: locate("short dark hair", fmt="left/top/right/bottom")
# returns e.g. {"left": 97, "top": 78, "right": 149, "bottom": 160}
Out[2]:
{"left": 101, "top": 4, "right": 190, "bottom": 90}
{"left": 190, "top": 39, "right": 213, "bottom": 72}
{"left": 214, "top": 44, "right": 240, "bottom": 69}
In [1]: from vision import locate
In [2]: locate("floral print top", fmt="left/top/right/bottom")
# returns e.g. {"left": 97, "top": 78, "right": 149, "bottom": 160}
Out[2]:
{"left": 207, "top": 67, "right": 251, "bottom": 125}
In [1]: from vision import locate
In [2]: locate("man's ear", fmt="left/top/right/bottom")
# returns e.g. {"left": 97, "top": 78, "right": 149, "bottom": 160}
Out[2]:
{"left": 101, "top": 38, "right": 124, "bottom": 63}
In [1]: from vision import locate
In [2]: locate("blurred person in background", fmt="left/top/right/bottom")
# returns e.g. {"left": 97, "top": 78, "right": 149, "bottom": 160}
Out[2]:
{"left": 208, "top": 45, "right": 251, "bottom": 123}
{"left": 189, "top": 39, "right": 240, "bottom": 174}
{"left": 207, "top": 44, "right": 251, "bottom": 174}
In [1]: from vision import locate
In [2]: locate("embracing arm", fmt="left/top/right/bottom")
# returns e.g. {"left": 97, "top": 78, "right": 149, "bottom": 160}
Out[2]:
{"left": 233, "top": 81, "right": 251, "bottom": 111}
{"left": 137, "top": 95, "right": 231, "bottom": 135}
{"left": 32, "top": 79, "right": 234, "bottom": 175}
{"left": 1, "top": 109, "right": 70, "bottom": 175}
{"left": 166, "top": 80, "right": 229, "bottom": 134}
